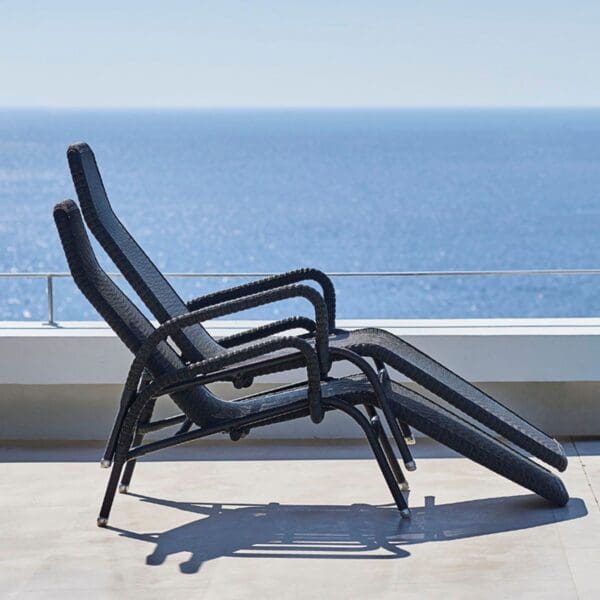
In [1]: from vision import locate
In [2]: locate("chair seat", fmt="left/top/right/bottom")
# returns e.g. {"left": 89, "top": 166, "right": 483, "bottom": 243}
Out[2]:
{"left": 229, "top": 327, "right": 567, "bottom": 472}
{"left": 198, "top": 372, "right": 569, "bottom": 507}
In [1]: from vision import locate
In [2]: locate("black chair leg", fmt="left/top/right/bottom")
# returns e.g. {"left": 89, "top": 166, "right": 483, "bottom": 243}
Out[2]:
{"left": 398, "top": 420, "right": 416, "bottom": 444}
{"left": 101, "top": 403, "right": 128, "bottom": 468}
{"left": 98, "top": 459, "right": 125, "bottom": 527}
{"left": 330, "top": 347, "right": 415, "bottom": 471}
{"left": 359, "top": 414, "right": 411, "bottom": 517}
{"left": 326, "top": 399, "right": 410, "bottom": 518}
{"left": 101, "top": 370, "right": 154, "bottom": 468}
{"left": 365, "top": 405, "right": 409, "bottom": 491}
{"left": 118, "top": 435, "right": 141, "bottom": 494}
{"left": 374, "top": 359, "right": 415, "bottom": 444}
{"left": 373, "top": 364, "right": 416, "bottom": 468}
{"left": 378, "top": 395, "right": 416, "bottom": 470}
{"left": 118, "top": 398, "right": 156, "bottom": 494}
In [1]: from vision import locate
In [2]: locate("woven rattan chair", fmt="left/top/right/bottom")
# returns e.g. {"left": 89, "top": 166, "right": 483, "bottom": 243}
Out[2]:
{"left": 54, "top": 200, "right": 569, "bottom": 528}
{"left": 67, "top": 142, "right": 567, "bottom": 475}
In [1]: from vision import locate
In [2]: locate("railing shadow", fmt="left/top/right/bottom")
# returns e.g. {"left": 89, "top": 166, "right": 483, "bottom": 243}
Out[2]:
{"left": 109, "top": 493, "right": 587, "bottom": 573}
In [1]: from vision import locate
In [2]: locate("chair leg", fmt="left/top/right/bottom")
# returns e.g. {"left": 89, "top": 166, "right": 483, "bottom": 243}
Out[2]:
{"left": 117, "top": 435, "right": 141, "bottom": 494}
{"left": 378, "top": 395, "right": 416, "bottom": 470}
{"left": 326, "top": 399, "right": 410, "bottom": 518}
{"left": 330, "top": 347, "right": 415, "bottom": 470}
{"left": 374, "top": 359, "right": 415, "bottom": 444}
{"left": 101, "top": 403, "right": 129, "bottom": 468}
{"left": 119, "top": 398, "right": 156, "bottom": 494}
{"left": 399, "top": 421, "right": 416, "bottom": 444}
{"left": 372, "top": 365, "right": 416, "bottom": 470}
{"left": 101, "top": 370, "right": 154, "bottom": 468}
{"left": 98, "top": 459, "right": 125, "bottom": 527}
{"left": 365, "top": 405, "right": 409, "bottom": 491}
{"left": 360, "top": 414, "right": 411, "bottom": 517}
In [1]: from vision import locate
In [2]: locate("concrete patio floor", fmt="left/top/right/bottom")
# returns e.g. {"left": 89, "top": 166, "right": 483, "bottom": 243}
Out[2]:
{"left": 1, "top": 438, "right": 599, "bottom": 599}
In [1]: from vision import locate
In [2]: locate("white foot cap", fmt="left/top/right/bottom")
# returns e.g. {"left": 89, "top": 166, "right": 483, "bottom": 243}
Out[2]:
{"left": 100, "top": 459, "right": 111, "bottom": 469}
{"left": 400, "top": 508, "right": 411, "bottom": 519}
{"left": 405, "top": 460, "right": 416, "bottom": 472}
{"left": 97, "top": 517, "right": 108, "bottom": 528}
{"left": 399, "top": 482, "right": 410, "bottom": 492}
{"left": 405, "top": 436, "right": 416, "bottom": 446}
{"left": 118, "top": 484, "right": 129, "bottom": 494}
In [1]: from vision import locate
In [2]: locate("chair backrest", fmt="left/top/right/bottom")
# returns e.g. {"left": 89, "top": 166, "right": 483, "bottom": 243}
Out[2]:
{"left": 53, "top": 200, "right": 222, "bottom": 427}
{"left": 66, "top": 143, "right": 223, "bottom": 362}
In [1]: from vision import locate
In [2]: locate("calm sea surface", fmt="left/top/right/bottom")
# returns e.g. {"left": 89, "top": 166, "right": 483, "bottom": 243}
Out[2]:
{"left": 0, "top": 108, "right": 599, "bottom": 321}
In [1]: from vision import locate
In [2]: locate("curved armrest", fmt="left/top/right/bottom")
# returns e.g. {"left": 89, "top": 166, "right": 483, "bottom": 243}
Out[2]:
{"left": 186, "top": 268, "right": 336, "bottom": 331}
{"left": 136, "top": 336, "right": 325, "bottom": 424}
{"left": 126, "top": 284, "right": 330, "bottom": 393}
{"left": 219, "top": 316, "right": 316, "bottom": 349}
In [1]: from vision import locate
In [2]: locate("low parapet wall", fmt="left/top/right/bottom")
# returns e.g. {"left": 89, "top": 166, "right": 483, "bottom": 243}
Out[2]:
{"left": 1, "top": 318, "right": 600, "bottom": 439}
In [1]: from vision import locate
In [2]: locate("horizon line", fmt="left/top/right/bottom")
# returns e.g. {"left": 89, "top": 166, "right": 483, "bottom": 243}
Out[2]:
{"left": 1, "top": 105, "right": 600, "bottom": 111}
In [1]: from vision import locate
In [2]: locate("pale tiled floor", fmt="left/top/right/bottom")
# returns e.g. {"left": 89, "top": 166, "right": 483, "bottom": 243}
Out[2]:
{"left": 0, "top": 438, "right": 598, "bottom": 599}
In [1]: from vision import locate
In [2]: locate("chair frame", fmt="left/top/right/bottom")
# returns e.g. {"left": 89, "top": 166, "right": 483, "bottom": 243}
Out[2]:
{"left": 68, "top": 141, "right": 567, "bottom": 474}
{"left": 57, "top": 142, "right": 572, "bottom": 525}
{"left": 98, "top": 292, "right": 417, "bottom": 526}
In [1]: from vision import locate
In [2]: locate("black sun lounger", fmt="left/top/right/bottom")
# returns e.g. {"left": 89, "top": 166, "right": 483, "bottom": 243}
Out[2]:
{"left": 53, "top": 200, "right": 569, "bottom": 528}
{"left": 67, "top": 142, "right": 567, "bottom": 474}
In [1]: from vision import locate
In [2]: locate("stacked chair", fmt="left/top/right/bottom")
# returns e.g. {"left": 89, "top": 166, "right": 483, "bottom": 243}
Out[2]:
{"left": 53, "top": 143, "right": 569, "bottom": 527}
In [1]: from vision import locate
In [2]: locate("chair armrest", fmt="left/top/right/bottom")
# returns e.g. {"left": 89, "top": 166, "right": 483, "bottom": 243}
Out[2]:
{"left": 126, "top": 284, "right": 331, "bottom": 391}
{"left": 135, "top": 336, "right": 325, "bottom": 424}
{"left": 186, "top": 268, "right": 336, "bottom": 330}
{"left": 219, "top": 316, "right": 316, "bottom": 348}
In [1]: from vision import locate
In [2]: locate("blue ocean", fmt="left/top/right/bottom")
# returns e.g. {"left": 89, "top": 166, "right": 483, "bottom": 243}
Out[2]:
{"left": 0, "top": 108, "right": 599, "bottom": 321}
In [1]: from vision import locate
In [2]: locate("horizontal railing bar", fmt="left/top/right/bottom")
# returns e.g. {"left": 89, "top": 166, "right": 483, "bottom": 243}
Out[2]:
{"left": 3, "top": 269, "right": 600, "bottom": 279}
{"left": 3, "top": 267, "right": 598, "bottom": 326}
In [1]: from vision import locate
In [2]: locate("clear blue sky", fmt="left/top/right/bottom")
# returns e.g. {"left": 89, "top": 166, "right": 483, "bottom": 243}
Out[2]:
{"left": 1, "top": 1, "right": 599, "bottom": 108}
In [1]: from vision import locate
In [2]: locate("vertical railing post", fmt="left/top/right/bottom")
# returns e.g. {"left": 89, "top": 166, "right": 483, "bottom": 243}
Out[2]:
{"left": 46, "top": 275, "right": 57, "bottom": 326}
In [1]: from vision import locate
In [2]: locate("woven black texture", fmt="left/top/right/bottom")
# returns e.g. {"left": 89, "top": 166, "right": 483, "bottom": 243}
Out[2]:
{"left": 54, "top": 201, "right": 569, "bottom": 507}
{"left": 66, "top": 142, "right": 567, "bottom": 472}
{"left": 67, "top": 143, "right": 223, "bottom": 361}
{"left": 53, "top": 201, "right": 323, "bottom": 426}
{"left": 119, "top": 369, "right": 569, "bottom": 507}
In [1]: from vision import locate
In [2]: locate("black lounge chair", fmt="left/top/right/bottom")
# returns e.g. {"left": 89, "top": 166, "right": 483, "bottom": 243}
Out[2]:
{"left": 67, "top": 142, "right": 568, "bottom": 474}
{"left": 54, "top": 200, "right": 569, "bottom": 529}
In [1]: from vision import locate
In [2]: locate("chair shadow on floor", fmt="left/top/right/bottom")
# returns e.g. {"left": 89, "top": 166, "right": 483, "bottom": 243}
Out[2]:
{"left": 109, "top": 493, "right": 587, "bottom": 574}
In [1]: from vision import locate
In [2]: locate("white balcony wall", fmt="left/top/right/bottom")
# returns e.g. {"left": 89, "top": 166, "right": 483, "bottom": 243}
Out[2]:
{"left": 1, "top": 319, "right": 600, "bottom": 440}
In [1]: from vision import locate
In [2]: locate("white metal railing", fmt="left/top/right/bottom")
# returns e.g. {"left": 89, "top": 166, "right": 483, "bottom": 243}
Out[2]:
{"left": 2, "top": 269, "right": 600, "bottom": 326}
